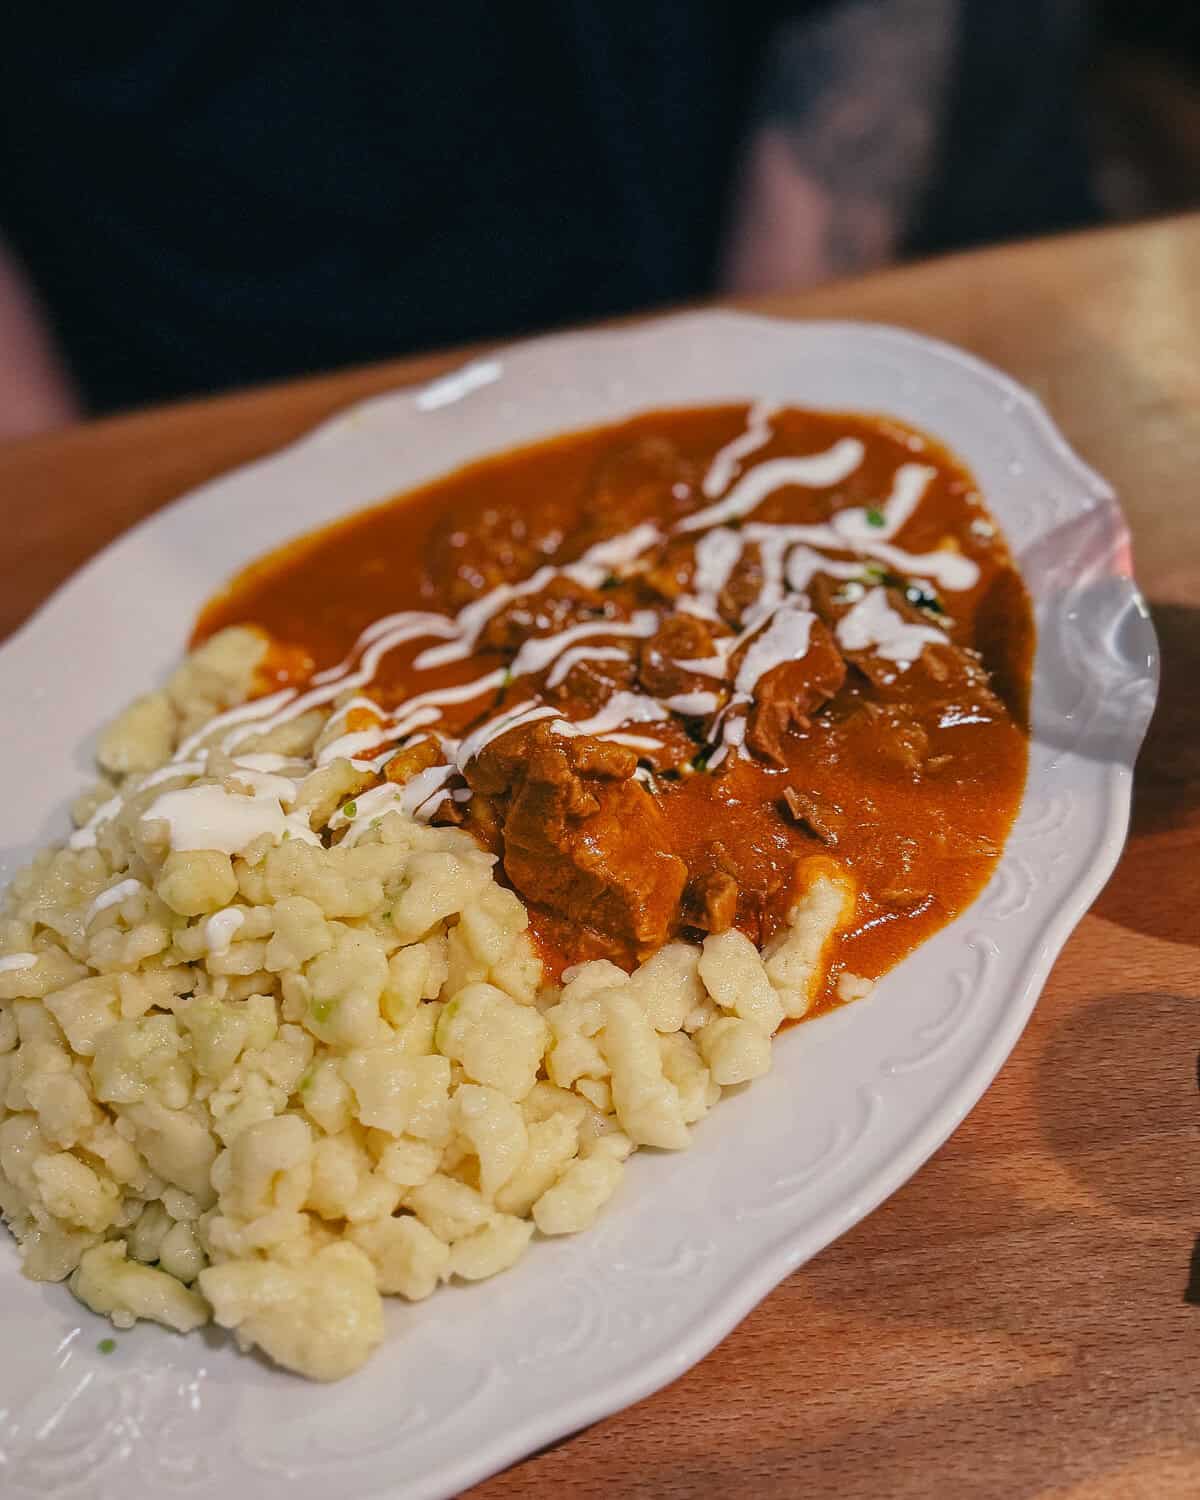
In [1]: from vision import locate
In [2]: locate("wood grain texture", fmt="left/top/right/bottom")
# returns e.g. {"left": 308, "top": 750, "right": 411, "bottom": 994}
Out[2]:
{"left": 2, "top": 214, "right": 1196, "bottom": 1498}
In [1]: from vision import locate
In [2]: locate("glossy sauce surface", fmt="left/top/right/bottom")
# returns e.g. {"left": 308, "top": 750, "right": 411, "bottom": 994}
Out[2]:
{"left": 196, "top": 406, "right": 1033, "bottom": 1010}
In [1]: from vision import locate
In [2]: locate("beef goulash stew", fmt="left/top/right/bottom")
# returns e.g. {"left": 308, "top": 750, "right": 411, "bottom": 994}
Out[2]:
{"left": 196, "top": 405, "right": 1033, "bottom": 1015}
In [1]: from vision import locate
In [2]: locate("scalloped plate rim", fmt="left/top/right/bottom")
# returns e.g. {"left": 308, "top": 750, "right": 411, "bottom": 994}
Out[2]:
{"left": 0, "top": 312, "right": 1158, "bottom": 1500}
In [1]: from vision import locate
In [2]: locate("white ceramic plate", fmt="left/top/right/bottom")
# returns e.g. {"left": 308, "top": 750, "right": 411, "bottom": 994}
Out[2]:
{"left": 0, "top": 314, "right": 1157, "bottom": 1499}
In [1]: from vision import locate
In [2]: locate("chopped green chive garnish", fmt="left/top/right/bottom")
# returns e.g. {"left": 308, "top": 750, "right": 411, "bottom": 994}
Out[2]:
{"left": 865, "top": 506, "right": 886, "bottom": 529}
{"left": 97, "top": 1337, "right": 116, "bottom": 1355}
{"left": 341, "top": 801, "right": 358, "bottom": 819}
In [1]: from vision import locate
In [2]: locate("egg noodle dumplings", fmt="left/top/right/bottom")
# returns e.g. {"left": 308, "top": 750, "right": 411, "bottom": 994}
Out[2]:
{"left": 0, "top": 404, "right": 1030, "bottom": 1379}
{"left": 0, "top": 625, "right": 854, "bottom": 1379}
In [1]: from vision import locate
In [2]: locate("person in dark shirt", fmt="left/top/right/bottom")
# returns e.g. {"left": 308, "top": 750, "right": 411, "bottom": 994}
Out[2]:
{"left": 0, "top": 1, "right": 1097, "bottom": 437}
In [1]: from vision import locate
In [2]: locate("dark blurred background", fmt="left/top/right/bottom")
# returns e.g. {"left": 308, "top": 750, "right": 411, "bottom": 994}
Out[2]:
{"left": 0, "top": 1, "right": 1197, "bottom": 442}
{"left": 1092, "top": 0, "right": 1200, "bottom": 220}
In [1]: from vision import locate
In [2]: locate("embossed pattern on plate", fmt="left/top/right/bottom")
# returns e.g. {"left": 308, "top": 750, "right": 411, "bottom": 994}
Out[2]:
{"left": 0, "top": 315, "right": 1158, "bottom": 1500}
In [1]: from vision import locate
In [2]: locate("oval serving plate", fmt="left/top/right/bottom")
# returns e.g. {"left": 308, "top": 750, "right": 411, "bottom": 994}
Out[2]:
{"left": 0, "top": 314, "right": 1158, "bottom": 1500}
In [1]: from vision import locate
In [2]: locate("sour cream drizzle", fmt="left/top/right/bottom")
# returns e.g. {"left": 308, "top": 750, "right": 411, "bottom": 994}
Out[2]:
{"left": 142, "top": 781, "right": 319, "bottom": 855}
{"left": 509, "top": 612, "right": 658, "bottom": 680}
{"left": 835, "top": 586, "right": 948, "bottom": 667}
{"left": 204, "top": 907, "right": 245, "bottom": 956}
{"left": 678, "top": 441, "right": 868, "bottom": 532}
{"left": 831, "top": 463, "right": 936, "bottom": 544}
{"left": 72, "top": 407, "right": 986, "bottom": 847}
{"left": 579, "top": 522, "right": 663, "bottom": 572}
{"left": 455, "top": 701, "right": 560, "bottom": 769}
{"left": 676, "top": 526, "right": 743, "bottom": 620}
{"left": 225, "top": 615, "right": 460, "bottom": 753}
{"left": 412, "top": 525, "right": 663, "bottom": 673}
{"left": 701, "top": 401, "right": 779, "bottom": 498}
{"left": 315, "top": 669, "right": 507, "bottom": 767}
{"left": 676, "top": 637, "right": 738, "bottom": 680}
{"left": 664, "top": 691, "right": 720, "bottom": 716}
{"left": 707, "top": 711, "right": 748, "bottom": 772}
{"left": 785, "top": 547, "right": 866, "bottom": 595}
{"left": 312, "top": 614, "right": 458, "bottom": 684}
{"left": 734, "top": 604, "right": 817, "bottom": 696}
{"left": 85, "top": 879, "right": 145, "bottom": 924}
{"left": 571, "top": 691, "right": 669, "bottom": 739}
{"left": 545, "top": 645, "right": 630, "bottom": 689}
{"left": 738, "top": 516, "right": 979, "bottom": 592}
{"left": 330, "top": 766, "right": 458, "bottom": 846}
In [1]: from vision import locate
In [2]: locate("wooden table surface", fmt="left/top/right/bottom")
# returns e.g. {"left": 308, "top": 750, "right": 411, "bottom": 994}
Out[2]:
{"left": 3, "top": 215, "right": 1197, "bottom": 1498}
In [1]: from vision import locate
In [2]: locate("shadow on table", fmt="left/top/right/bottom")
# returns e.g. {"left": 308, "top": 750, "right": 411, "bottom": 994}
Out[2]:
{"left": 752, "top": 984, "right": 1200, "bottom": 1499}
{"left": 1035, "top": 986, "right": 1198, "bottom": 1222}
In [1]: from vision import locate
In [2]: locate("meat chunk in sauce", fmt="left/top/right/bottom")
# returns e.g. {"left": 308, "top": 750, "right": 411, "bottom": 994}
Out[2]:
{"left": 809, "top": 574, "right": 1001, "bottom": 712}
{"left": 423, "top": 500, "right": 573, "bottom": 610}
{"left": 542, "top": 652, "right": 638, "bottom": 713}
{"left": 781, "top": 786, "right": 842, "bottom": 847}
{"left": 633, "top": 720, "right": 704, "bottom": 776}
{"left": 480, "top": 575, "right": 618, "bottom": 653}
{"left": 641, "top": 537, "right": 699, "bottom": 605}
{"left": 466, "top": 722, "right": 687, "bottom": 955}
{"left": 740, "top": 617, "right": 847, "bottom": 765}
{"left": 838, "top": 698, "right": 930, "bottom": 774}
{"left": 690, "top": 869, "right": 739, "bottom": 933}
{"left": 638, "top": 613, "right": 729, "bottom": 700}
{"left": 573, "top": 437, "right": 700, "bottom": 545}
{"left": 717, "top": 541, "right": 768, "bottom": 628}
